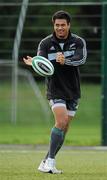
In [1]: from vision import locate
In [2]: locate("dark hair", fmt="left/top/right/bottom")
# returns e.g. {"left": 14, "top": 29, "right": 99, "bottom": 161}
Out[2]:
{"left": 52, "top": 10, "right": 71, "bottom": 24}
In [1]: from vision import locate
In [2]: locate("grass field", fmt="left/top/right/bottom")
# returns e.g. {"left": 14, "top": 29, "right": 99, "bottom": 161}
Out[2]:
{"left": 0, "top": 148, "right": 106, "bottom": 180}
{"left": 0, "top": 81, "right": 105, "bottom": 179}
{"left": 0, "top": 81, "right": 101, "bottom": 146}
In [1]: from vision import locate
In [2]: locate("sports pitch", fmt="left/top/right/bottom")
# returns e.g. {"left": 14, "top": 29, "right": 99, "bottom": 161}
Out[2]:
{"left": 0, "top": 147, "right": 107, "bottom": 180}
{"left": 0, "top": 82, "right": 105, "bottom": 179}
{"left": 0, "top": 83, "right": 101, "bottom": 146}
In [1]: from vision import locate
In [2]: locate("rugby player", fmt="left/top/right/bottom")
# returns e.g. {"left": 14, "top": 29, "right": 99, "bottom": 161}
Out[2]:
{"left": 23, "top": 10, "right": 87, "bottom": 174}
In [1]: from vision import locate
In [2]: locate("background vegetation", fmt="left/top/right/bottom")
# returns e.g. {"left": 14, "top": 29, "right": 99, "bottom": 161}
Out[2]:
{"left": 0, "top": 1, "right": 102, "bottom": 146}
{"left": 0, "top": 82, "right": 101, "bottom": 146}
{"left": 0, "top": 1, "right": 101, "bottom": 81}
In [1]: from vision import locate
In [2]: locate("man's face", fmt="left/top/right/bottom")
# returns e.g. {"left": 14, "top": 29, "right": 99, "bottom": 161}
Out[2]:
{"left": 53, "top": 19, "right": 70, "bottom": 39}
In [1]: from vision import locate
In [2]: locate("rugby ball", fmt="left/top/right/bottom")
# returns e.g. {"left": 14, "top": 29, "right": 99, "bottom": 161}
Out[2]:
{"left": 31, "top": 56, "right": 54, "bottom": 76}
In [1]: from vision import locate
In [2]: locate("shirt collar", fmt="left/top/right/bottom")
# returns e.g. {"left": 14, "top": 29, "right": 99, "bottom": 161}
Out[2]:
{"left": 52, "top": 31, "right": 71, "bottom": 43}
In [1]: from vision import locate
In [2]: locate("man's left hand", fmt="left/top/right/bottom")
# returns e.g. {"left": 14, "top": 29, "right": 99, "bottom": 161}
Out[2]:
{"left": 56, "top": 52, "right": 65, "bottom": 65}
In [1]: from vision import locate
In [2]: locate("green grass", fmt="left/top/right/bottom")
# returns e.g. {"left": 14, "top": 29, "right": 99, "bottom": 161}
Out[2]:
{"left": 0, "top": 149, "right": 106, "bottom": 180}
{"left": 0, "top": 81, "right": 101, "bottom": 145}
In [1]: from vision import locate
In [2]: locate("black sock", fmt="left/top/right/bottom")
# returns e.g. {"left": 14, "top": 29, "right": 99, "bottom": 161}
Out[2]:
{"left": 44, "top": 127, "right": 64, "bottom": 159}
{"left": 55, "top": 133, "right": 65, "bottom": 155}
{"left": 44, "top": 132, "right": 65, "bottom": 162}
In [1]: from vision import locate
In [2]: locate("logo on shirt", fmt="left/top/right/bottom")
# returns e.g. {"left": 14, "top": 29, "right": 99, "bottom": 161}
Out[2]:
{"left": 50, "top": 46, "right": 55, "bottom": 50}
{"left": 69, "top": 43, "right": 76, "bottom": 50}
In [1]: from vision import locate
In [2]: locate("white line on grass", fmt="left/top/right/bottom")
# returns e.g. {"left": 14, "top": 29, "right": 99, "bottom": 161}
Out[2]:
{"left": 0, "top": 145, "right": 107, "bottom": 151}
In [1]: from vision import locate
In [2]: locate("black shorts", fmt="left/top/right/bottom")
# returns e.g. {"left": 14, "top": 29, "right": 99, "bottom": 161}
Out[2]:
{"left": 49, "top": 98, "right": 79, "bottom": 116}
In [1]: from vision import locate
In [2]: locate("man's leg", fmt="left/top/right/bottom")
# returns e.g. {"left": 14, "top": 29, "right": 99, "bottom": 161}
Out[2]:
{"left": 38, "top": 99, "right": 78, "bottom": 173}
{"left": 49, "top": 104, "right": 69, "bottom": 155}
{"left": 38, "top": 116, "right": 72, "bottom": 174}
{"left": 42, "top": 105, "right": 72, "bottom": 173}
{"left": 43, "top": 131, "right": 65, "bottom": 161}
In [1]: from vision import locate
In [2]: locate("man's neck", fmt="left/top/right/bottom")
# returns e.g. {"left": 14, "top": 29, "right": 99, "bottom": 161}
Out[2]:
{"left": 54, "top": 31, "right": 71, "bottom": 42}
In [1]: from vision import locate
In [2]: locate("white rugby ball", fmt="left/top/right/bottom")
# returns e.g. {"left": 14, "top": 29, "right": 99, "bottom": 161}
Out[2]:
{"left": 32, "top": 56, "right": 54, "bottom": 76}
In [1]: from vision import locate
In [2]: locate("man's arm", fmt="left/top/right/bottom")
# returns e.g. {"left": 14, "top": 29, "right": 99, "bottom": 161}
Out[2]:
{"left": 23, "top": 56, "right": 32, "bottom": 66}
{"left": 37, "top": 39, "right": 47, "bottom": 58}
{"left": 23, "top": 39, "right": 47, "bottom": 65}
{"left": 64, "top": 37, "right": 87, "bottom": 66}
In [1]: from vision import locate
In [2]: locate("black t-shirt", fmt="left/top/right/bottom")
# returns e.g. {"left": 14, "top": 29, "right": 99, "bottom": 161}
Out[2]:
{"left": 37, "top": 32, "right": 87, "bottom": 100}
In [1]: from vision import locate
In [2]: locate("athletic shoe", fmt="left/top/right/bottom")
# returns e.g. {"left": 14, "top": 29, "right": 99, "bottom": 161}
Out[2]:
{"left": 43, "top": 158, "right": 62, "bottom": 174}
{"left": 38, "top": 160, "right": 46, "bottom": 172}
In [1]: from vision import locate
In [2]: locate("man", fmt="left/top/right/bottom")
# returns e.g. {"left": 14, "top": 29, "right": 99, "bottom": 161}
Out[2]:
{"left": 23, "top": 10, "right": 87, "bottom": 174}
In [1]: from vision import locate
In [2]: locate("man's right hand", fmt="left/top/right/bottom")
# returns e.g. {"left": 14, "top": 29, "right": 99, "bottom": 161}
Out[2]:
{"left": 23, "top": 56, "right": 32, "bottom": 66}
{"left": 56, "top": 52, "right": 65, "bottom": 65}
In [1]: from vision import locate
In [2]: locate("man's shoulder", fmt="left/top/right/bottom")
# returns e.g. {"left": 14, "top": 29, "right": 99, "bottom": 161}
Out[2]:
{"left": 40, "top": 34, "right": 53, "bottom": 44}
{"left": 71, "top": 33, "right": 86, "bottom": 42}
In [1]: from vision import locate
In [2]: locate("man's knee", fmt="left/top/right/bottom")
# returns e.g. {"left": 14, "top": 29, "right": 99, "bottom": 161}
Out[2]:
{"left": 55, "top": 115, "right": 70, "bottom": 131}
